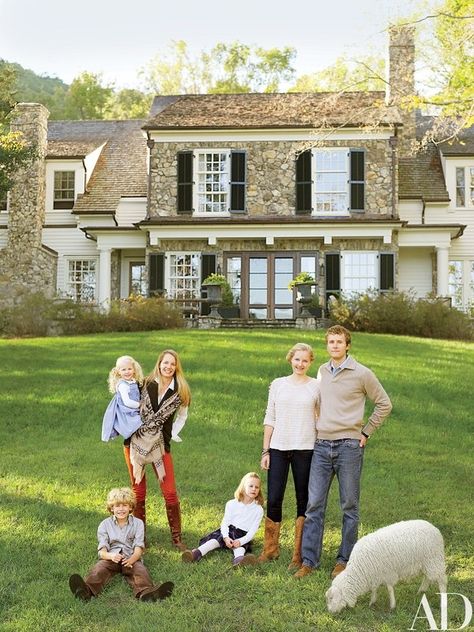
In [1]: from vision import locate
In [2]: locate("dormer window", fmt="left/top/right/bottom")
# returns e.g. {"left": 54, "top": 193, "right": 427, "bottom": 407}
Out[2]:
{"left": 455, "top": 167, "right": 474, "bottom": 208}
{"left": 53, "top": 171, "right": 75, "bottom": 209}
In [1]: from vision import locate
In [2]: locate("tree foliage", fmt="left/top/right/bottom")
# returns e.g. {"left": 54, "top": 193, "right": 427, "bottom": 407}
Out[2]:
{"left": 289, "top": 55, "right": 386, "bottom": 93}
{"left": 143, "top": 40, "right": 296, "bottom": 94}
{"left": 63, "top": 72, "right": 113, "bottom": 119}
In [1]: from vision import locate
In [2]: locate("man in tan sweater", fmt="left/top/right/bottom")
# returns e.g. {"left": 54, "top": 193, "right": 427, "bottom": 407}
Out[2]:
{"left": 294, "top": 325, "right": 392, "bottom": 579}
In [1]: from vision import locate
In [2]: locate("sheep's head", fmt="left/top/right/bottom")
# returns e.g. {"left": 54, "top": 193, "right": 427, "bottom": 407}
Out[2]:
{"left": 326, "top": 585, "right": 348, "bottom": 613}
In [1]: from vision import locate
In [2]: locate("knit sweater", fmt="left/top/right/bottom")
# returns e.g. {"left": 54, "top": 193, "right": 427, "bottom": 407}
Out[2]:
{"left": 316, "top": 356, "right": 392, "bottom": 440}
{"left": 263, "top": 376, "right": 320, "bottom": 450}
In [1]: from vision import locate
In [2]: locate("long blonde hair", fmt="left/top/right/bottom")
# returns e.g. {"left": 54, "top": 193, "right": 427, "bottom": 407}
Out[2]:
{"left": 145, "top": 349, "right": 191, "bottom": 406}
{"left": 234, "top": 472, "right": 264, "bottom": 506}
{"left": 107, "top": 355, "right": 144, "bottom": 394}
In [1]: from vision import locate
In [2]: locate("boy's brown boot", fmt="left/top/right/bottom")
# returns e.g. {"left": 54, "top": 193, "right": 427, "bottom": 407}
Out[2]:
{"left": 257, "top": 517, "right": 281, "bottom": 562}
{"left": 288, "top": 516, "right": 305, "bottom": 570}
{"left": 139, "top": 581, "right": 175, "bottom": 602}
{"left": 69, "top": 574, "right": 92, "bottom": 601}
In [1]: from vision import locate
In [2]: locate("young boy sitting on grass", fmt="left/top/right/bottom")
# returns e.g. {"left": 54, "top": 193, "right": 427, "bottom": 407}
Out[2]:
{"left": 68, "top": 487, "right": 174, "bottom": 602}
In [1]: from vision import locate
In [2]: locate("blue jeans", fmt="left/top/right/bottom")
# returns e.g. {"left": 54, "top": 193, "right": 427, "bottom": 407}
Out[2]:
{"left": 301, "top": 438, "right": 364, "bottom": 568}
{"left": 266, "top": 449, "right": 314, "bottom": 522}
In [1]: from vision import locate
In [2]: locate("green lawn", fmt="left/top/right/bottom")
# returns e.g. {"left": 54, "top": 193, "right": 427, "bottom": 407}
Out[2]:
{"left": 1, "top": 330, "right": 473, "bottom": 632}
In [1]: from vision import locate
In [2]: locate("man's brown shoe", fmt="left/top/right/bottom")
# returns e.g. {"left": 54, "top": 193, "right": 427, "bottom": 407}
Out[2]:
{"left": 293, "top": 564, "right": 314, "bottom": 579}
{"left": 330, "top": 562, "right": 346, "bottom": 579}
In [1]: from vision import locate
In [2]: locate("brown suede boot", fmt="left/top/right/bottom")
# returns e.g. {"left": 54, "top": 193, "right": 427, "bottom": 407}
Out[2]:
{"left": 165, "top": 502, "right": 187, "bottom": 551}
{"left": 134, "top": 500, "right": 146, "bottom": 524}
{"left": 257, "top": 517, "right": 281, "bottom": 562}
{"left": 288, "top": 516, "right": 305, "bottom": 570}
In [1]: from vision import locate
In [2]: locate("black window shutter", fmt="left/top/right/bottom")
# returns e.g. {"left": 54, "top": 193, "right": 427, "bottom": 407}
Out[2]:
{"left": 380, "top": 253, "right": 395, "bottom": 292}
{"left": 201, "top": 254, "right": 216, "bottom": 315}
{"left": 350, "top": 149, "right": 365, "bottom": 211}
{"left": 325, "top": 253, "right": 341, "bottom": 303}
{"left": 295, "top": 150, "right": 312, "bottom": 215}
{"left": 230, "top": 151, "right": 246, "bottom": 213}
{"left": 149, "top": 253, "right": 165, "bottom": 296}
{"left": 177, "top": 151, "right": 193, "bottom": 214}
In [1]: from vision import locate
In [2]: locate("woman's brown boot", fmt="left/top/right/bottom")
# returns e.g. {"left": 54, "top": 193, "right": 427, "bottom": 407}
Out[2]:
{"left": 165, "top": 501, "right": 187, "bottom": 551}
{"left": 288, "top": 516, "right": 305, "bottom": 570}
{"left": 258, "top": 517, "right": 281, "bottom": 562}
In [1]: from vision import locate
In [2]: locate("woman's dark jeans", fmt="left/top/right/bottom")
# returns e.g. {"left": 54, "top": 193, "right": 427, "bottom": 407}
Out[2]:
{"left": 266, "top": 448, "right": 314, "bottom": 522}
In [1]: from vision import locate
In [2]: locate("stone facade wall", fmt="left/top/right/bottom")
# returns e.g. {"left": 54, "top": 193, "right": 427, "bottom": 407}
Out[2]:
{"left": 150, "top": 139, "right": 394, "bottom": 218}
{"left": 0, "top": 103, "right": 58, "bottom": 306}
{"left": 388, "top": 26, "right": 416, "bottom": 156}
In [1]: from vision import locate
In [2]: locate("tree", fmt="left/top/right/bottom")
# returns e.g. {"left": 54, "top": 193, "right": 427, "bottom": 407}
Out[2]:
{"left": 288, "top": 55, "right": 386, "bottom": 93}
{"left": 63, "top": 72, "right": 114, "bottom": 119}
{"left": 142, "top": 41, "right": 296, "bottom": 94}
{"left": 105, "top": 88, "right": 153, "bottom": 119}
{"left": 0, "top": 62, "right": 34, "bottom": 200}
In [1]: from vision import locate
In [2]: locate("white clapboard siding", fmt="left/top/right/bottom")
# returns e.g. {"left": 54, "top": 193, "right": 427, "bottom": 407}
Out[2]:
{"left": 116, "top": 198, "right": 147, "bottom": 227}
{"left": 398, "top": 248, "right": 433, "bottom": 297}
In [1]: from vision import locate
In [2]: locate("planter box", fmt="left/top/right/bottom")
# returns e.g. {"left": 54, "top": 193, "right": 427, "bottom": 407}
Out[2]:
{"left": 218, "top": 305, "right": 240, "bottom": 319}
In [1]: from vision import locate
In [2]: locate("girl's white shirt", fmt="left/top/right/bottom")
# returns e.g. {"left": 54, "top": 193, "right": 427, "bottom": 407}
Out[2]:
{"left": 220, "top": 498, "right": 264, "bottom": 546}
{"left": 117, "top": 379, "right": 139, "bottom": 409}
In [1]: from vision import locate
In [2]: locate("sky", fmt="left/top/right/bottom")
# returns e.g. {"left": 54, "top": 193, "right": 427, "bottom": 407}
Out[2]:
{"left": 0, "top": 0, "right": 433, "bottom": 90}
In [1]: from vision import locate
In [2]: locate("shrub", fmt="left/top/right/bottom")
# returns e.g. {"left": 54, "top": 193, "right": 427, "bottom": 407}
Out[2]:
{"left": 328, "top": 291, "right": 474, "bottom": 341}
{"left": 0, "top": 294, "right": 184, "bottom": 337}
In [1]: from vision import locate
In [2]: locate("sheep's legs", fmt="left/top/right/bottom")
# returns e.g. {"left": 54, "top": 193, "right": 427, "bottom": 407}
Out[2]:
{"left": 387, "top": 585, "right": 396, "bottom": 609}
{"left": 419, "top": 577, "right": 430, "bottom": 593}
{"left": 369, "top": 588, "right": 378, "bottom": 606}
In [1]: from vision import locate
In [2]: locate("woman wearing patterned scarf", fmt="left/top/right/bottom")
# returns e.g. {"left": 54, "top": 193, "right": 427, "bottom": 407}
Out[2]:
{"left": 123, "top": 349, "right": 191, "bottom": 551}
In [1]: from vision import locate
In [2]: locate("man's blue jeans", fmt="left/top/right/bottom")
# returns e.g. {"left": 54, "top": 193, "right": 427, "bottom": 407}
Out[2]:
{"left": 301, "top": 438, "right": 364, "bottom": 568}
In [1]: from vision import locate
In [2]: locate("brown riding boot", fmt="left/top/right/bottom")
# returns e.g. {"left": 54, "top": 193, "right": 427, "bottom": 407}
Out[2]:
{"left": 165, "top": 502, "right": 187, "bottom": 551}
{"left": 288, "top": 516, "right": 305, "bottom": 570}
{"left": 257, "top": 517, "right": 281, "bottom": 562}
{"left": 134, "top": 500, "right": 146, "bottom": 524}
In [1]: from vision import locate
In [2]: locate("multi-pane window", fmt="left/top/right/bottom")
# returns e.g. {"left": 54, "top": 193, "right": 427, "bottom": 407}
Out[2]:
{"left": 54, "top": 171, "right": 75, "bottom": 209}
{"left": 130, "top": 262, "right": 146, "bottom": 296}
{"left": 196, "top": 151, "right": 229, "bottom": 214}
{"left": 168, "top": 254, "right": 200, "bottom": 299}
{"left": 67, "top": 259, "right": 96, "bottom": 302}
{"left": 314, "top": 150, "right": 348, "bottom": 214}
{"left": 469, "top": 262, "right": 474, "bottom": 311}
{"left": 455, "top": 166, "right": 474, "bottom": 208}
{"left": 226, "top": 256, "right": 241, "bottom": 303}
{"left": 342, "top": 252, "right": 378, "bottom": 295}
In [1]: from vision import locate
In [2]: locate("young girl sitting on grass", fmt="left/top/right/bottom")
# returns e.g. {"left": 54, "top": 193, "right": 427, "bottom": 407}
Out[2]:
{"left": 182, "top": 472, "right": 264, "bottom": 567}
{"left": 102, "top": 355, "right": 144, "bottom": 442}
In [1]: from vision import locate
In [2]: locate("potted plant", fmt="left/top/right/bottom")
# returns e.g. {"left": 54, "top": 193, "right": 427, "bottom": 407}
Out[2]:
{"left": 307, "top": 292, "right": 323, "bottom": 318}
{"left": 288, "top": 272, "right": 317, "bottom": 317}
{"left": 201, "top": 273, "right": 240, "bottom": 318}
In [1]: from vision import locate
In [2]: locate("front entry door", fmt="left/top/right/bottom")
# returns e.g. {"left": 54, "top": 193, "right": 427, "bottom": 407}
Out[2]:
{"left": 248, "top": 255, "right": 294, "bottom": 319}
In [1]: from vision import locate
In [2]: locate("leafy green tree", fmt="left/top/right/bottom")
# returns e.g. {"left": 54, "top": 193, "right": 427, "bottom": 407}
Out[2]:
{"left": 63, "top": 72, "right": 113, "bottom": 119}
{"left": 0, "top": 62, "right": 34, "bottom": 200}
{"left": 106, "top": 88, "right": 153, "bottom": 119}
{"left": 288, "top": 55, "right": 385, "bottom": 92}
{"left": 143, "top": 41, "right": 296, "bottom": 94}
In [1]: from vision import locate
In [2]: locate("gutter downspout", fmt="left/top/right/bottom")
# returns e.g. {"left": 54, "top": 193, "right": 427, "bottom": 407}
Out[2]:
{"left": 421, "top": 196, "right": 426, "bottom": 225}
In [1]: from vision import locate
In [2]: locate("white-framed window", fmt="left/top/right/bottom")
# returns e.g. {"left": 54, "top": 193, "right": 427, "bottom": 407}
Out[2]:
{"left": 448, "top": 260, "right": 463, "bottom": 309}
{"left": 314, "top": 149, "right": 349, "bottom": 214}
{"left": 194, "top": 150, "right": 230, "bottom": 214}
{"left": 54, "top": 171, "right": 75, "bottom": 209}
{"left": 454, "top": 166, "right": 474, "bottom": 208}
{"left": 167, "top": 253, "right": 201, "bottom": 299}
{"left": 341, "top": 252, "right": 378, "bottom": 296}
{"left": 67, "top": 259, "right": 96, "bottom": 303}
{"left": 226, "top": 256, "right": 241, "bottom": 303}
{"left": 129, "top": 262, "right": 146, "bottom": 296}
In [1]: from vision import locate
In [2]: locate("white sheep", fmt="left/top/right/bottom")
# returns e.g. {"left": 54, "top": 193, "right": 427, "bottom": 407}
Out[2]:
{"left": 326, "top": 519, "right": 447, "bottom": 613}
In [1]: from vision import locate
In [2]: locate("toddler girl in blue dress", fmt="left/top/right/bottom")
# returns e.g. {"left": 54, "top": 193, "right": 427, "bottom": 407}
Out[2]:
{"left": 102, "top": 355, "right": 144, "bottom": 442}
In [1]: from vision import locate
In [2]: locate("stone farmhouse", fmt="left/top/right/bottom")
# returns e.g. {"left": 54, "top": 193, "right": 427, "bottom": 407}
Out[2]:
{"left": 1, "top": 26, "right": 473, "bottom": 319}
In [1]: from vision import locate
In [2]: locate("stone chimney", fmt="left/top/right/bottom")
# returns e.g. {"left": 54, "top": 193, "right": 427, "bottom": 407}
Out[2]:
{"left": 387, "top": 25, "right": 417, "bottom": 155}
{"left": 0, "top": 103, "right": 57, "bottom": 303}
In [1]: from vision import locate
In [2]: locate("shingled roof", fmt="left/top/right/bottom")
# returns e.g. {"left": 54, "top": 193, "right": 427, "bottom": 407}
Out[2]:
{"left": 47, "top": 120, "right": 147, "bottom": 213}
{"left": 143, "top": 92, "right": 401, "bottom": 130}
{"left": 398, "top": 142, "right": 450, "bottom": 202}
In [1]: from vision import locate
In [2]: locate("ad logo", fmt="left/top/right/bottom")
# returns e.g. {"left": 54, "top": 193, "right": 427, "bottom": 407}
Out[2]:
{"left": 409, "top": 593, "right": 472, "bottom": 631}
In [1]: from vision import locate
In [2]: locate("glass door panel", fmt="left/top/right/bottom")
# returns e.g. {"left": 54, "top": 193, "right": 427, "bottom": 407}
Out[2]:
{"left": 249, "top": 257, "right": 267, "bottom": 318}
{"left": 274, "top": 257, "right": 294, "bottom": 318}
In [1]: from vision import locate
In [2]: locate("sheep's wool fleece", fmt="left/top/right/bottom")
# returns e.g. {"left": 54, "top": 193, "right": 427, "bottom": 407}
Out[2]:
{"left": 331, "top": 519, "right": 445, "bottom": 596}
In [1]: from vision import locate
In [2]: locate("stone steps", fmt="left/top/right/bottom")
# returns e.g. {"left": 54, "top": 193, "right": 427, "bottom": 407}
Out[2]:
{"left": 219, "top": 318, "right": 297, "bottom": 329}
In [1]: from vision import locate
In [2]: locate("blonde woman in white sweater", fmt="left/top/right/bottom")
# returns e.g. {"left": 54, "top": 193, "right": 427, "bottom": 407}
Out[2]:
{"left": 259, "top": 343, "right": 320, "bottom": 569}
